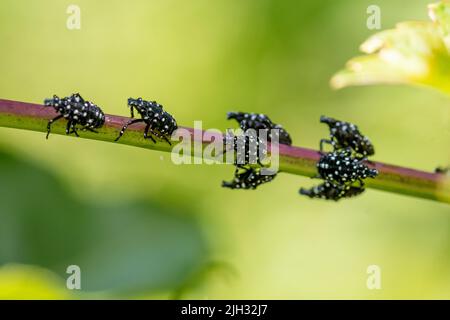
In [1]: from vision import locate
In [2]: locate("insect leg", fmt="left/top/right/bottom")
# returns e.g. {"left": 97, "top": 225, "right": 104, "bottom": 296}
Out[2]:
{"left": 143, "top": 123, "right": 157, "bottom": 143}
{"left": 163, "top": 135, "right": 172, "bottom": 145}
{"left": 46, "top": 115, "right": 63, "bottom": 139}
{"left": 235, "top": 166, "right": 245, "bottom": 175}
{"left": 221, "top": 180, "right": 234, "bottom": 188}
{"left": 115, "top": 119, "right": 144, "bottom": 142}
{"left": 319, "top": 139, "right": 334, "bottom": 154}
{"left": 357, "top": 178, "right": 365, "bottom": 188}
{"left": 71, "top": 122, "right": 80, "bottom": 137}
{"left": 65, "top": 120, "right": 72, "bottom": 135}
{"left": 299, "top": 186, "right": 314, "bottom": 197}
{"left": 256, "top": 158, "right": 266, "bottom": 168}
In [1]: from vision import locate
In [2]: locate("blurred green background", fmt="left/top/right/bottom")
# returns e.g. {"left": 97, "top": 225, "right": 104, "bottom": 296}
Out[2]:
{"left": 0, "top": 0, "right": 449, "bottom": 299}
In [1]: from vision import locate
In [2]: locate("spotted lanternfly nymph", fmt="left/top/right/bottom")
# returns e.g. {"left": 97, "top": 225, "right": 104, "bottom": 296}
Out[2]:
{"left": 299, "top": 181, "right": 365, "bottom": 201}
{"left": 222, "top": 167, "right": 276, "bottom": 190}
{"left": 223, "top": 131, "right": 267, "bottom": 167}
{"left": 227, "top": 111, "right": 292, "bottom": 145}
{"left": 320, "top": 115, "right": 374, "bottom": 159}
{"left": 300, "top": 117, "right": 377, "bottom": 201}
{"left": 223, "top": 111, "right": 293, "bottom": 190}
{"left": 115, "top": 97, "right": 178, "bottom": 145}
{"left": 317, "top": 148, "right": 378, "bottom": 185}
{"left": 44, "top": 93, "right": 105, "bottom": 139}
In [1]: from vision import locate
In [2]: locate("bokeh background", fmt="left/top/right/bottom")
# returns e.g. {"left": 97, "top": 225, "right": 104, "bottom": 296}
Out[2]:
{"left": 0, "top": 0, "right": 449, "bottom": 299}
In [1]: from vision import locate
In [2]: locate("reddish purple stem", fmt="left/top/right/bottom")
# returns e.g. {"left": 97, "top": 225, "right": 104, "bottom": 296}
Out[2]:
{"left": 0, "top": 98, "right": 448, "bottom": 203}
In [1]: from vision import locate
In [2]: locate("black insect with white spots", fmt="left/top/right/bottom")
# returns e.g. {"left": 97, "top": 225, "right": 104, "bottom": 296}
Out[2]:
{"left": 299, "top": 181, "right": 365, "bottom": 201}
{"left": 227, "top": 111, "right": 292, "bottom": 145}
{"left": 44, "top": 93, "right": 105, "bottom": 139}
{"left": 316, "top": 148, "right": 378, "bottom": 185}
{"left": 222, "top": 111, "right": 293, "bottom": 190}
{"left": 224, "top": 111, "right": 293, "bottom": 167}
{"left": 115, "top": 98, "right": 178, "bottom": 145}
{"left": 299, "top": 117, "right": 377, "bottom": 201}
{"left": 320, "top": 115, "right": 374, "bottom": 159}
{"left": 223, "top": 131, "right": 267, "bottom": 168}
{"left": 222, "top": 167, "right": 276, "bottom": 190}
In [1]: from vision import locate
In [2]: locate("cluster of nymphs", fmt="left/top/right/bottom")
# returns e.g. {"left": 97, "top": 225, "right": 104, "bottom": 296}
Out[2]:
{"left": 44, "top": 94, "right": 378, "bottom": 200}
{"left": 299, "top": 116, "right": 378, "bottom": 201}
{"left": 44, "top": 93, "right": 177, "bottom": 144}
{"left": 222, "top": 112, "right": 292, "bottom": 190}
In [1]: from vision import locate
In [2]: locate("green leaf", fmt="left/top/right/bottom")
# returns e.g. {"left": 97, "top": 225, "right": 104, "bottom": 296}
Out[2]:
{"left": 331, "top": 1, "right": 450, "bottom": 96}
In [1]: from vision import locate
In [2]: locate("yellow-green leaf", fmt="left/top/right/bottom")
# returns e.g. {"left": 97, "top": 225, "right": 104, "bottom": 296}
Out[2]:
{"left": 331, "top": 1, "right": 450, "bottom": 95}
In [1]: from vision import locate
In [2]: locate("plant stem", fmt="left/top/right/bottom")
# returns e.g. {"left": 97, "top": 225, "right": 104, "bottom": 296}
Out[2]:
{"left": 0, "top": 98, "right": 449, "bottom": 204}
